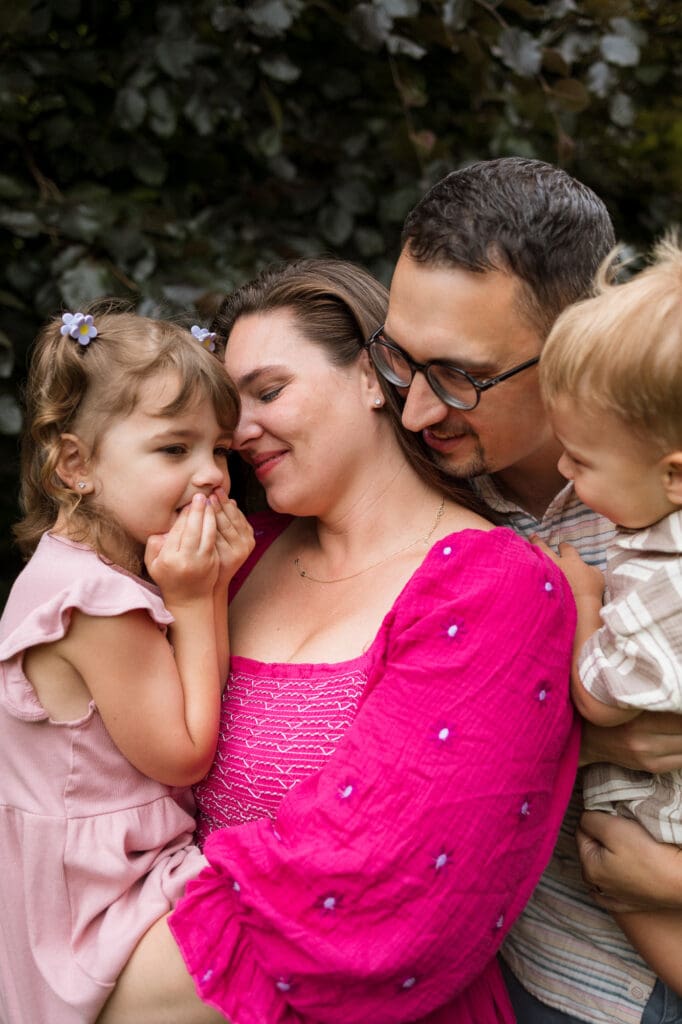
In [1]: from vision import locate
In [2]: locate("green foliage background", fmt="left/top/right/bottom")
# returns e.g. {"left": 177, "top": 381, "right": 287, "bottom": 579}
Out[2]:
{"left": 1, "top": 0, "right": 681, "bottom": 598}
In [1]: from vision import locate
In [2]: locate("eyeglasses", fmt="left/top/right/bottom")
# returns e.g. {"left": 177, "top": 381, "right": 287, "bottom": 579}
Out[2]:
{"left": 366, "top": 326, "right": 540, "bottom": 411}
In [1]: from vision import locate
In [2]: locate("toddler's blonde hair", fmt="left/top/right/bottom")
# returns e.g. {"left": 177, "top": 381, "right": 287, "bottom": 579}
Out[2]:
{"left": 540, "top": 234, "right": 682, "bottom": 453}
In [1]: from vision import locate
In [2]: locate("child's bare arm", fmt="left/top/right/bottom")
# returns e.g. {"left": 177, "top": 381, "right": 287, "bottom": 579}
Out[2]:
{"left": 63, "top": 495, "right": 224, "bottom": 786}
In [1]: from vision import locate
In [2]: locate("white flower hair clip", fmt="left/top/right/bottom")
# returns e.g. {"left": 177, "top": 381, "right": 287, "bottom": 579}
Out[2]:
{"left": 191, "top": 325, "right": 217, "bottom": 352}
{"left": 61, "top": 312, "right": 98, "bottom": 346}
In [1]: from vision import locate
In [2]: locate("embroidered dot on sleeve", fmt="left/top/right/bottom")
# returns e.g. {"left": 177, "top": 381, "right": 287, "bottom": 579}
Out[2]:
{"left": 433, "top": 851, "right": 449, "bottom": 871}
{"left": 443, "top": 545, "right": 452, "bottom": 556}
{"left": 401, "top": 976, "right": 417, "bottom": 990}
{"left": 201, "top": 969, "right": 214, "bottom": 983}
{"left": 338, "top": 782, "right": 354, "bottom": 800}
{"left": 276, "top": 978, "right": 293, "bottom": 993}
{"left": 447, "top": 624, "right": 458, "bottom": 637}
{"left": 536, "top": 684, "right": 550, "bottom": 702}
{"left": 232, "top": 880, "right": 241, "bottom": 893}
{"left": 520, "top": 799, "right": 531, "bottom": 818}
{"left": 495, "top": 912, "right": 505, "bottom": 930}
{"left": 544, "top": 581, "right": 554, "bottom": 592}
{"left": 316, "top": 892, "right": 342, "bottom": 914}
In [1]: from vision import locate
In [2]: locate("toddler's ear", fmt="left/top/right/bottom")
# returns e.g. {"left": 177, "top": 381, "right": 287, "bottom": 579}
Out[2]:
{"left": 661, "top": 452, "right": 682, "bottom": 507}
{"left": 56, "top": 433, "right": 93, "bottom": 493}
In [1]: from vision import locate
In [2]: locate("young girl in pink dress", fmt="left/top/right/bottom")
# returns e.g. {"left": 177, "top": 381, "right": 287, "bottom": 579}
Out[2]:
{"left": 0, "top": 306, "right": 253, "bottom": 1023}
{"left": 100, "top": 260, "right": 581, "bottom": 1024}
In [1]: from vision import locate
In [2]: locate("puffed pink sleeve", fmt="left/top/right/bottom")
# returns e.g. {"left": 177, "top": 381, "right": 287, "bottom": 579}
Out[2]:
{"left": 169, "top": 528, "right": 579, "bottom": 1024}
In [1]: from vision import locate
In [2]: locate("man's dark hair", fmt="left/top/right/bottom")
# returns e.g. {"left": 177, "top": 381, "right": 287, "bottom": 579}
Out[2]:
{"left": 402, "top": 157, "right": 616, "bottom": 336}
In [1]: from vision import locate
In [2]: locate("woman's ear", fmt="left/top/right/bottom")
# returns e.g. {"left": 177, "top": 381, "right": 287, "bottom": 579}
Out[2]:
{"left": 358, "top": 349, "right": 385, "bottom": 409}
{"left": 56, "top": 433, "right": 94, "bottom": 493}
{"left": 661, "top": 452, "right": 682, "bottom": 507}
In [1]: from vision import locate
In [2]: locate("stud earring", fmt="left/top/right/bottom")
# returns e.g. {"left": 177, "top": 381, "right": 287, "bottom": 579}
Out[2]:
{"left": 374, "top": 397, "right": 383, "bottom": 407}
{"left": 77, "top": 481, "right": 86, "bottom": 490}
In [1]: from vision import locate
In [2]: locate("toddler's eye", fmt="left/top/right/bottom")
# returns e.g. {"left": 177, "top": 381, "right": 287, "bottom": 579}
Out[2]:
{"left": 214, "top": 446, "right": 231, "bottom": 459}
{"left": 161, "top": 445, "right": 186, "bottom": 456}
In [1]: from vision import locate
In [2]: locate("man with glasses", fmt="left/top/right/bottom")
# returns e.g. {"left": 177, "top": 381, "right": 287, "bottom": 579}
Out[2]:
{"left": 372, "top": 157, "right": 682, "bottom": 1024}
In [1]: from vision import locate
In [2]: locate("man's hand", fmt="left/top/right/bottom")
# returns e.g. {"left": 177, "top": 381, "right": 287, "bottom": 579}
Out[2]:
{"left": 577, "top": 810, "right": 682, "bottom": 913}
{"left": 581, "top": 712, "right": 682, "bottom": 773}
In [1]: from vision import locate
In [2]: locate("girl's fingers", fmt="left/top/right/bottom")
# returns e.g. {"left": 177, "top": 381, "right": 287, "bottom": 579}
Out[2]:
{"left": 177, "top": 493, "right": 208, "bottom": 550}
{"left": 211, "top": 492, "right": 254, "bottom": 547}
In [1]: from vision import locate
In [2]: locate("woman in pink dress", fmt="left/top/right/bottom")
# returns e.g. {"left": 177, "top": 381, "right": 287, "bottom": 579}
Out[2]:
{"left": 99, "top": 259, "right": 580, "bottom": 1024}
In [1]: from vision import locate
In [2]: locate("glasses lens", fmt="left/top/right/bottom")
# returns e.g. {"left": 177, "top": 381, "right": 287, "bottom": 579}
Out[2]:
{"left": 429, "top": 365, "right": 478, "bottom": 410}
{"left": 369, "top": 340, "right": 412, "bottom": 387}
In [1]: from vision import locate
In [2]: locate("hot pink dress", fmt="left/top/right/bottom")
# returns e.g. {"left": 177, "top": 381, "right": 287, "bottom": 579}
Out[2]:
{"left": 170, "top": 512, "right": 580, "bottom": 1024}
{"left": 0, "top": 533, "right": 207, "bottom": 1024}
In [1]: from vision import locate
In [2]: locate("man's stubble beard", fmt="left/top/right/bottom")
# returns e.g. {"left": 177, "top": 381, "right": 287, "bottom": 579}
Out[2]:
{"left": 431, "top": 438, "right": 489, "bottom": 480}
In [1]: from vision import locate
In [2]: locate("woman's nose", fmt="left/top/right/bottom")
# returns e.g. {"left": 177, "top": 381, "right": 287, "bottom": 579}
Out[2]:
{"left": 231, "top": 408, "right": 262, "bottom": 450}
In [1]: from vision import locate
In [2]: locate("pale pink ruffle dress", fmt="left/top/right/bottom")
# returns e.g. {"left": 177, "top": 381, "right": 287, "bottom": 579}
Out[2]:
{"left": 0, "top": 533, "right": 206, "bottom": 1024}
{"left": 171, "top": 512, "right": 580, "bottom": 1024}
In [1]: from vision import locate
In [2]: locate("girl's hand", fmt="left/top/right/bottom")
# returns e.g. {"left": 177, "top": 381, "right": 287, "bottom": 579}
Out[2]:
{"left": 577, "top": 810, "right": 682, "bottom": 912}
{"left": 210, "top": 488, "right": 255, "bottom": 592}
{"left": 145, "top": 494, "right": 219, "bottom": 605}
{"left": 531, "top": 537, "right": 605, "bottom": 602}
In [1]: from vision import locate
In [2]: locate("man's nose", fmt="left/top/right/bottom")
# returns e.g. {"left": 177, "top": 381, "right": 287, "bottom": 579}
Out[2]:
{"left": 400, "top": 372, "right": 452, "bottom": 432}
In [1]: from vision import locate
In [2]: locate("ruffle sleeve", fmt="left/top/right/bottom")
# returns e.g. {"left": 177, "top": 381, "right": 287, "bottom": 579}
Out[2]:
{"left": 170, "top": 527, "right": 579, "bottom": 1024}
{"left": 0, "top": 543, "right": 172, "bottom": 722}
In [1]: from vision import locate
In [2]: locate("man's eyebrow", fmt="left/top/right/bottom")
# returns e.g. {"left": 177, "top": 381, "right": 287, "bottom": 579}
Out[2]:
{"left": 381, "top": 328, "right": 496, "bottom": 375}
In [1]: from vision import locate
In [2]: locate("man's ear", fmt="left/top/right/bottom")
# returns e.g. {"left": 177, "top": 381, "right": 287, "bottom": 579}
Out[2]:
{"left": 56, "top": 433, "right": 94, "bottom": 493}
{"left": 661, "top": 451, "right": 682, "bottom": 507}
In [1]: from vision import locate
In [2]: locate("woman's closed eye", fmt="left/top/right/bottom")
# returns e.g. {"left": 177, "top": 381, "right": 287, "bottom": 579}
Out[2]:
{"left": 258, "top": 384, "right": 284, "bottom": 403}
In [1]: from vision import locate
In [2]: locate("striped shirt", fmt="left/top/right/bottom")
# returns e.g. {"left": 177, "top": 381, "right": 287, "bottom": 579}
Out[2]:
{"left": 474, "top": 476, "right": 657, "bottom": 1024}
{"left": 581, "top": 509, "right": 682, "bottom": 844}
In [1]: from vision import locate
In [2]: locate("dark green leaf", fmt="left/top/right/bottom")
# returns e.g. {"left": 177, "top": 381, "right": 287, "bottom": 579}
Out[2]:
{"left": 497, "top": 27, "right": 543, "bottom": 77}
{"left": 317, "top": 204, "right": 354, "bottom": 246}
{"left": 0, "top": 331, "right": 15, "bottom": 377}
{"left": 600, "top": 34, "right": 640, "bottom": 67}
{"left": 259, "top": 55, "right": 301, "bottom": 83}
{"left": 59, "top": 260, "right": 116, "bottom": 307}
{"left": 0, "top": 394, "right": 22, "bottom": 435}
{"left": 247, "top": 0, "right": 303, "bottom": 37}
{"left": 333, "top": 180, "right": 374, "bottom": 215}
{"left": 149, "top": 84, "right": 177, "bottom": 137}
{"left": 115, "top": 87, "right": 147, "bottom": 131}
{"left": 550, "top": 78, "right": 590, "bottom": 112}
{"left": 609, "top": 91, "right": 635, "bottom": 127}
{"left": 442, "top": 0, "right": 472, "bottom": 31}
{"left": 347, "top": 4, "right": 393, "bottom": 51}
{"left": 0, "top": 210, "right": 43, "bottom": 237}
{"left": 381, "top": 0, "right": 419, "bottom": 16}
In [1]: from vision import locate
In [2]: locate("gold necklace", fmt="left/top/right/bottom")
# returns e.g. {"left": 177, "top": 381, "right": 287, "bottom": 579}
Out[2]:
{"left": 293, "top": 496, "right": 445, "bottom": 584}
